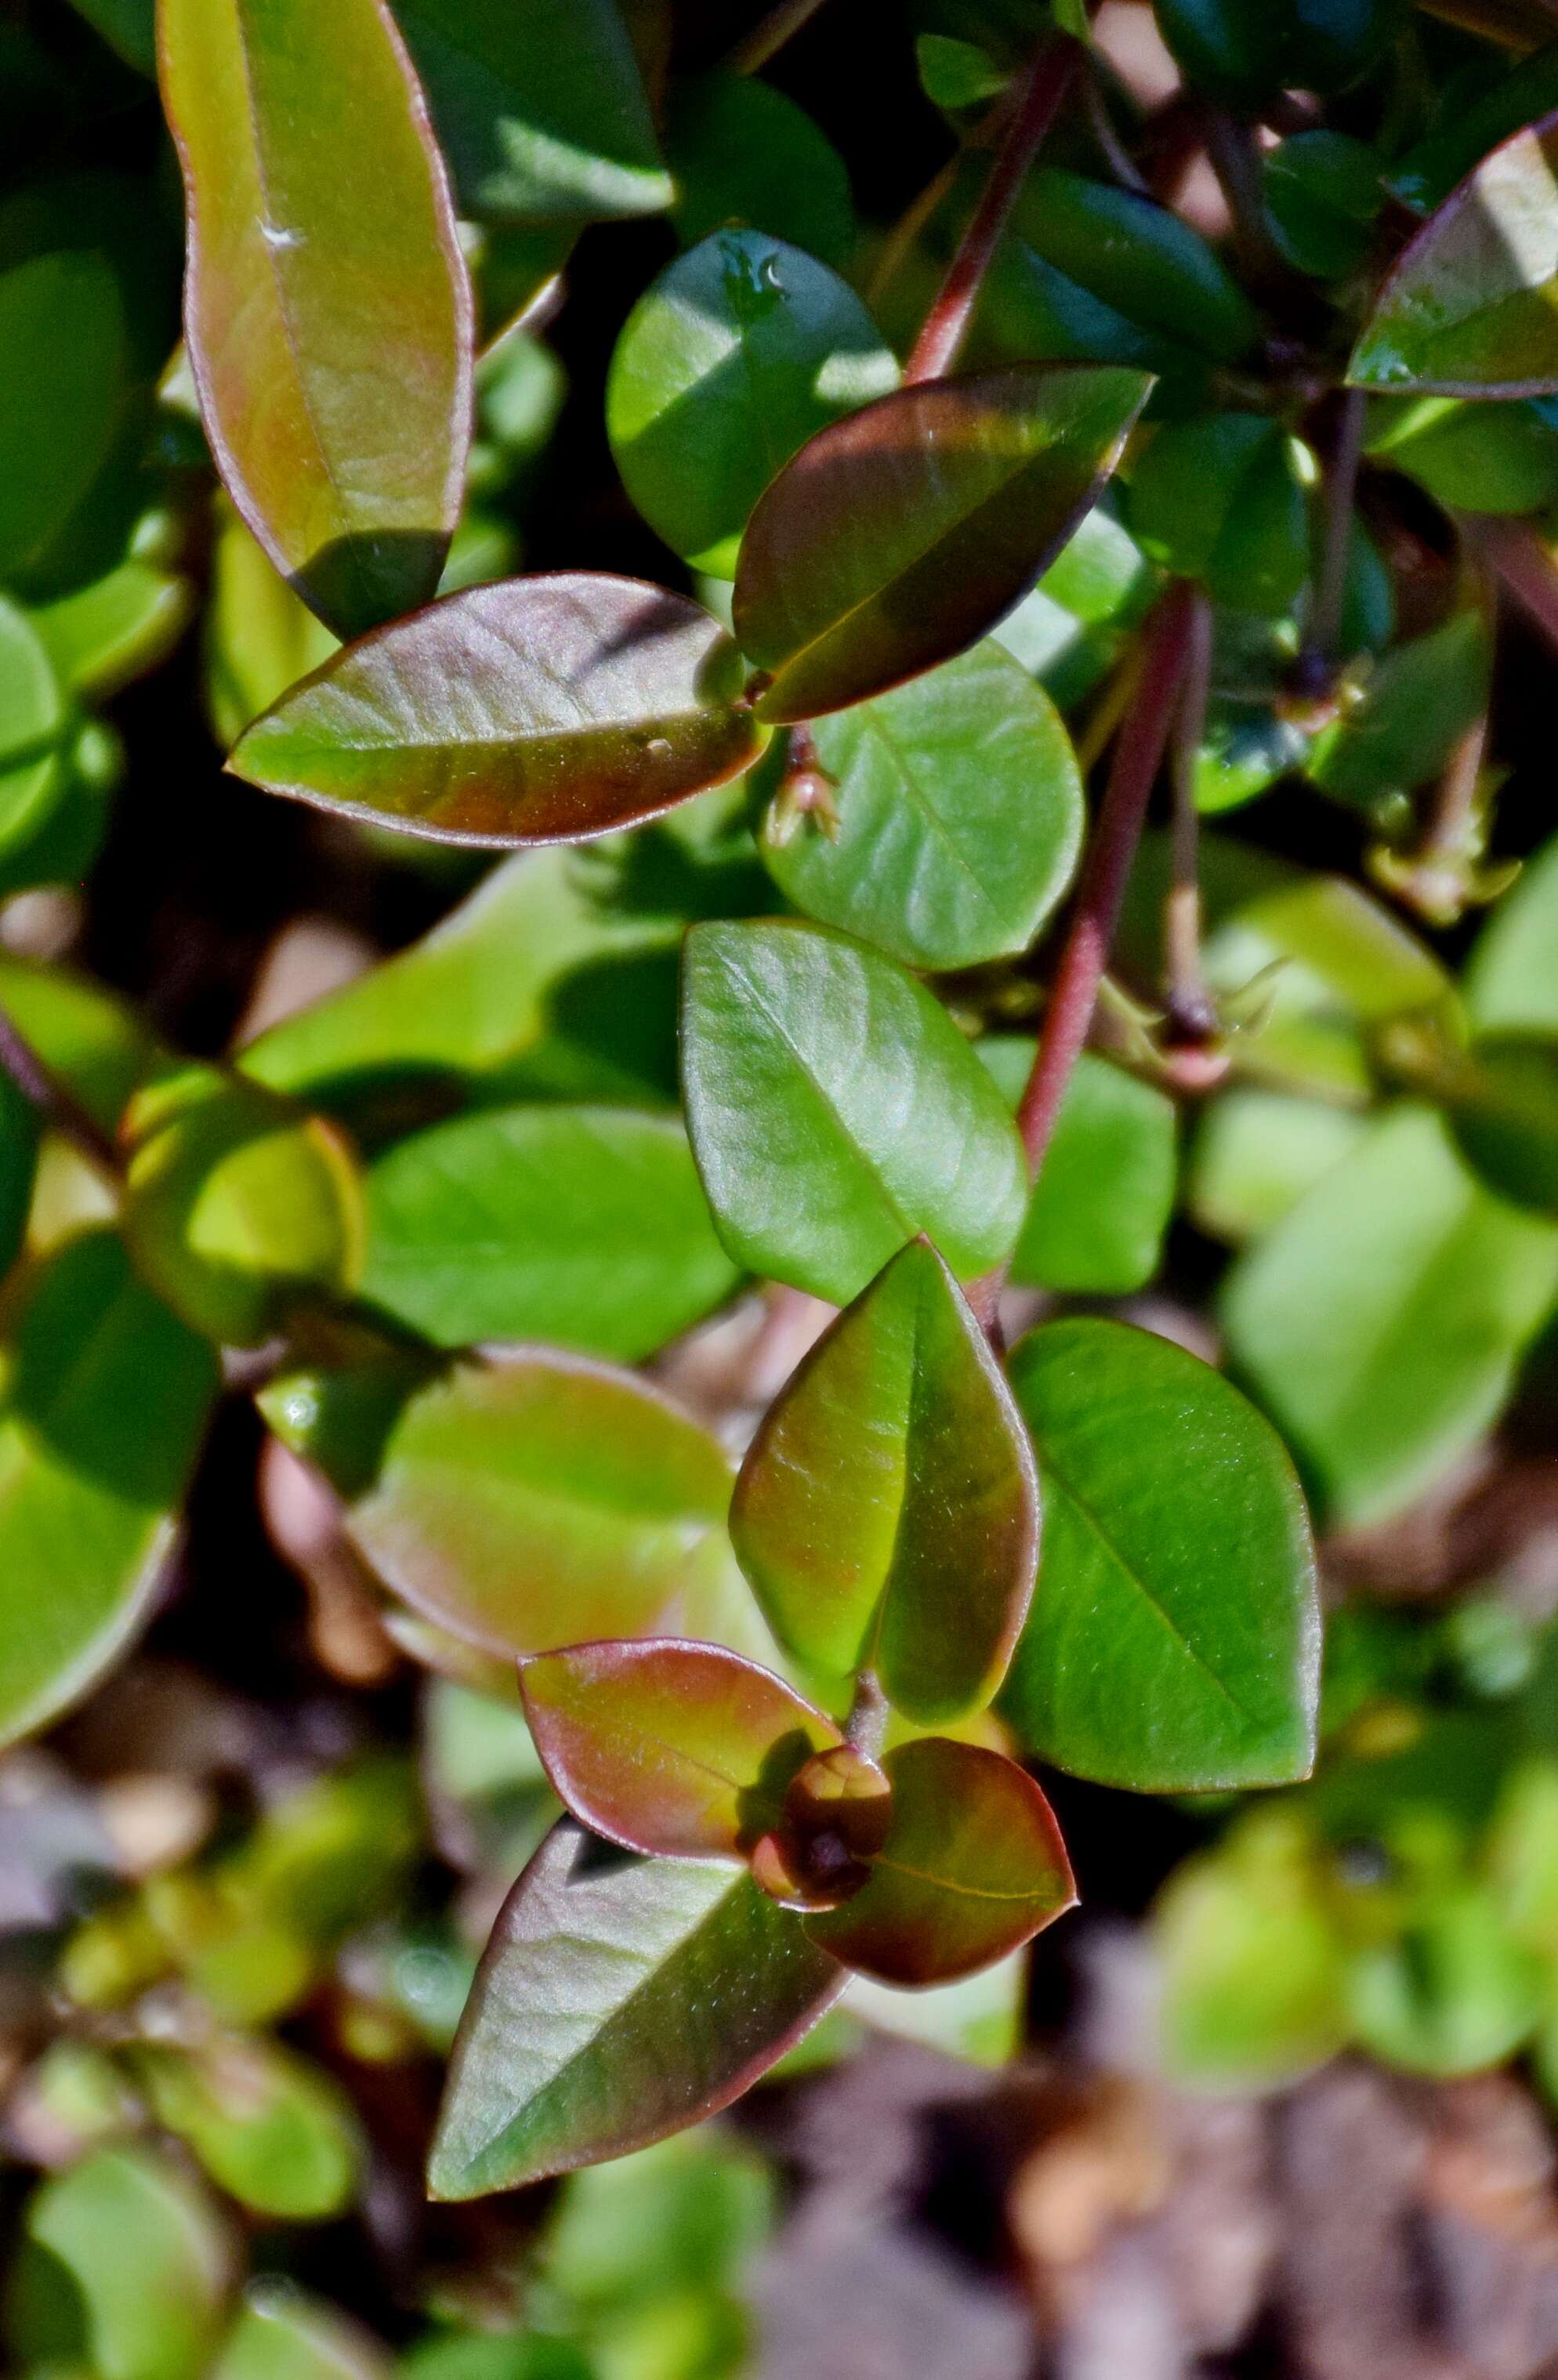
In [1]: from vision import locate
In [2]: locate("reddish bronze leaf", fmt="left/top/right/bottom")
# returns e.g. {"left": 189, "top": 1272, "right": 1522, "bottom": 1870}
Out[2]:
{"left": 160, "top": 0, "right": 473, "bottom": 640}
{"left": 520, "top": 1639, "right": 841, "bottom": 1860}
{"left": 732, "top": 364, "right": 1151, "bottom": 723}
{"left": 804, "top": 1738, "right": 1075, "bottom": 1987}
{"left": 227, "top": 576, "right": 763, "bottom": 846}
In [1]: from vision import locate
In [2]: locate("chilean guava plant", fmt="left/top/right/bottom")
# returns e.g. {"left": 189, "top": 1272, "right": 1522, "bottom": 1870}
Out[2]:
{"left": 4, "top": 0, "right": 1558, "bottom": 2244}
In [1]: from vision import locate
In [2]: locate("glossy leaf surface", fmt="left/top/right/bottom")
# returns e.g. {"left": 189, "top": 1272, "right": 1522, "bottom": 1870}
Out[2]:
{"left": 732, "top": 364, "right": 1152, "bottom": 723}
{"left": 1350, "top": 111, "right": 1558, "bottom": 396}
{"left": 397, "top": 0, "right": 672, "bottom": 226}
{"left": 204, "top": 507, "right": 339, "bottom": 746}
{"left": 732, "top": 1239, "right": 1038, "bottom": 1719}
{"left": 980, "top": 1041, "right": 1177, "bottom": 1295}
{"left": 1005, "top": 1317, "right": 1321, "bottom": 1791}
{"left": 160, "top": 0, "right": 471, "bottom": 640}
{"left": 806, "top": 1740, "right": 1074, "bottom": 1987}
{"left": 0, "top": 951, "right": 165, "bottom": 1136}
{"left": 230, "top": 576, "right": 763, "bottom": 846}
{"left": 1223, "top": 1106, "right": 1558, "bottom": 1525}
{"left": 682, "top": 919, "right": 1028, "bottom": 1304}
{"left": 667, "top": 71, "right": 854, "bottom": 266}
{"left": 607, "top": 229, "right": 897, "bottom": 578}
{"left": 360, "top": 1105, "right": 737, "bottom": 1359}
{"left": 0, "top": 1233, "right": 218, "bottom": 1750}
{"left": 522, "top": 1640, "right": 840, "bottom": 1859}
{"left": 1009, "top": 168, "right": 1259, "bottom": 368}
{"left": 32, "top": 557, "right": 192, "bottom": 704}
{"left": 760, "top": 643, "right": 1083, "bottom": 972}
{"left": 122, "top": 1066, "right": 364, "bottom": 1346}
{"left": 261, "top": 1349, "right": 753, "bottom": 1662}
{"left": 1129, "top": 414, "right": 1310, "bottom": 617}
{"left": 429, "top": 1823, "right": 844, "bottom": 2195}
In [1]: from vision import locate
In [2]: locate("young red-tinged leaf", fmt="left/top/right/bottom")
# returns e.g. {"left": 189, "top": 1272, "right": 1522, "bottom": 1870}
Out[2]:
{"left": 227, "top": 577, "right": 763, "bottom": 846}
{"left": 732, "top": 1239, "right": 1038, "bottom": 1721}
{"left": 732, "top": 364, "right": 1153, "bottom": 723}
{"left": 1005, "top": 1318, "right": 1321, "bottom": 1791}
{"left": 260, "top": 1349, "right": 765, "bottom": 1665}
{"left": 158, "top": 0, "right": 473, "bottom": 641}
{"left": 429, "top": 1822, "right": 845, "bottom": 2194}
{"left": 521, "top": 1640, "right": 841, "bottom": 1860}
{"left": 682, "top": 920, "right": 1029, "bottom": 1305}
{"left": 803, "top": 1739, "right": 1074, "bottom": 1987}
{"left": 1350, "top": 110, "right": 1558, "bottom": 397}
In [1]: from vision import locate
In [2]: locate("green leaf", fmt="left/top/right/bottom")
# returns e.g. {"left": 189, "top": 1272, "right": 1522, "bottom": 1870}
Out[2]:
{"left": 1222, "top": 1105, "right": 1558, "bottom": 1527}
{"left": 66, "top": 0, "right": 158, "bottom": 74}
{"left": 1433, "top": 1032, "right": 1558, "bottom": 1216}
{"left": 24, "top": 2145, "right": 234, "bottom": 2380}
{"left": 759, "top": 643, "right": 1083, "bottom": 972}
{"left": 1350, "top": 110, "right": 1558, "bottom": 396}
{"left": 259, "top": 1349, "right": 757, "bottom": 1663}
{"left": 733, "top": 364, "right": 1153, "bottom": 723}
{"left": 229, "top": 577, "right": 763, "bottom": 847}
{"left": 731, "top": 1238, "right": 1038, "bottom": 1719}
{"left": 1365, "top": 393, "right": 1558, "bottom": 513}
{"left": 395, "top": 0, "right": 671, "bottom": 226}
{"left": 0, "top": 594, "right": 68, "bottom": 889}
{"left": 122, "top": 1065, "right": 364, "bottom": 1347}
{"left": 1389, "top": 38, "right": 1558, "bottom": 214}
{"left": 31, "top": 558, "right": 192, "bottom": 703}
{"left": 1263, "top": 131, "right": 1382, "bottom": 280}
{"left": 0, "top": 176, "right": 159, "bottom": 598}
{"left": 1348, "top": 1888, "right": 1545, "bottom": 2075}
{"left": 979, "top": 1042, "right": 1177, "bottom": 1294}
{"left": 846, "top": 1951, "right": 1025, "bottom": 2064}
{"left": 0, "top": 1065, "right": 38, "bottom": 1280}
{"left": 0, "top": 1233, "right": 218, "bottom": 1750}
{"left": 607, "top": 230, "right": 897, "bottom": 580}
{"left": 1188, "top": 1089, "right": 1366, "bottom": 1244}
{"left": 1128, "top": 415, "right": 1312, "bottom": 616}
{"left": 666, "top": 73, "right": 855, "bottom": 270}
{"left": 428, "top": 1822, "right": 844, "bottom": 2195}
{"left": 917, "top": 31, "right": 1010, "bottom": 107}
{"left": 160, "top": 0, "right": 472, "bottom": 639}
{"left": 240, "top": 848, "right": 677, "bottom": 1110}
{"left": 1466, "top": 828, "right": 1558, "bottom": 1030}
{"left": 210, "top": 2286, "right": 389, "bottom": 2380}
{"left": 359, "top": 1105, "right": 739, "bottom": 1358}
{"left": 1005, "top": 1317, "right": 1320, "bottom": 1791}
{"left": 1154, "top": 1820, "right": 1348, "bottom": 2088}
{"left": 991, "top": 499, "right": 1154, "bottom": 709}
{"left": 522, "top": 1640, "right": 840, "bottom": 1859}
{"left": 1154, "top": 0, "right": 1402, "bottom": 108}
{"left": 542, "top": 2128, "right": 775, "bottom": 2306}
{"left": 203, "top": 507, "right": 339, "bottom": 748}
{"left": 136, "top": 2037, "right": 364, "bottom": 2221}
{"left": 805, "top": 1739, "right": 1074, "bottom": 1986}
{"left": 0, "top": 951, "right": 165, "bottom": 1137}
{"left": 1010, "top": 168, "right": 1260, "bottom": 367}
{"left": 682, "top": 919, "right": 1028, "bottom": 1304}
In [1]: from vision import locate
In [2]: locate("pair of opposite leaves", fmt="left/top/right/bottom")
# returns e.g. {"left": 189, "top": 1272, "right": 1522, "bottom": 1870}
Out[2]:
{"left": 512, "top": 1237, "right": 1073, "bottom": 1994}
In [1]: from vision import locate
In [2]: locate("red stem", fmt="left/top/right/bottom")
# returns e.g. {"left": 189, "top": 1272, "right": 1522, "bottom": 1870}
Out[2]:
{"left": 1015, "top": 581, "right": 1199, "bottom": 1176}
{"left": 724, "top": 0, "right": 833, "bottom": 75}
{"left": 904, "top": 33, "right": 1084, "bottom": 385}
{"left": 1306, "top": 387, "right": 1366, "bottom": 670}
